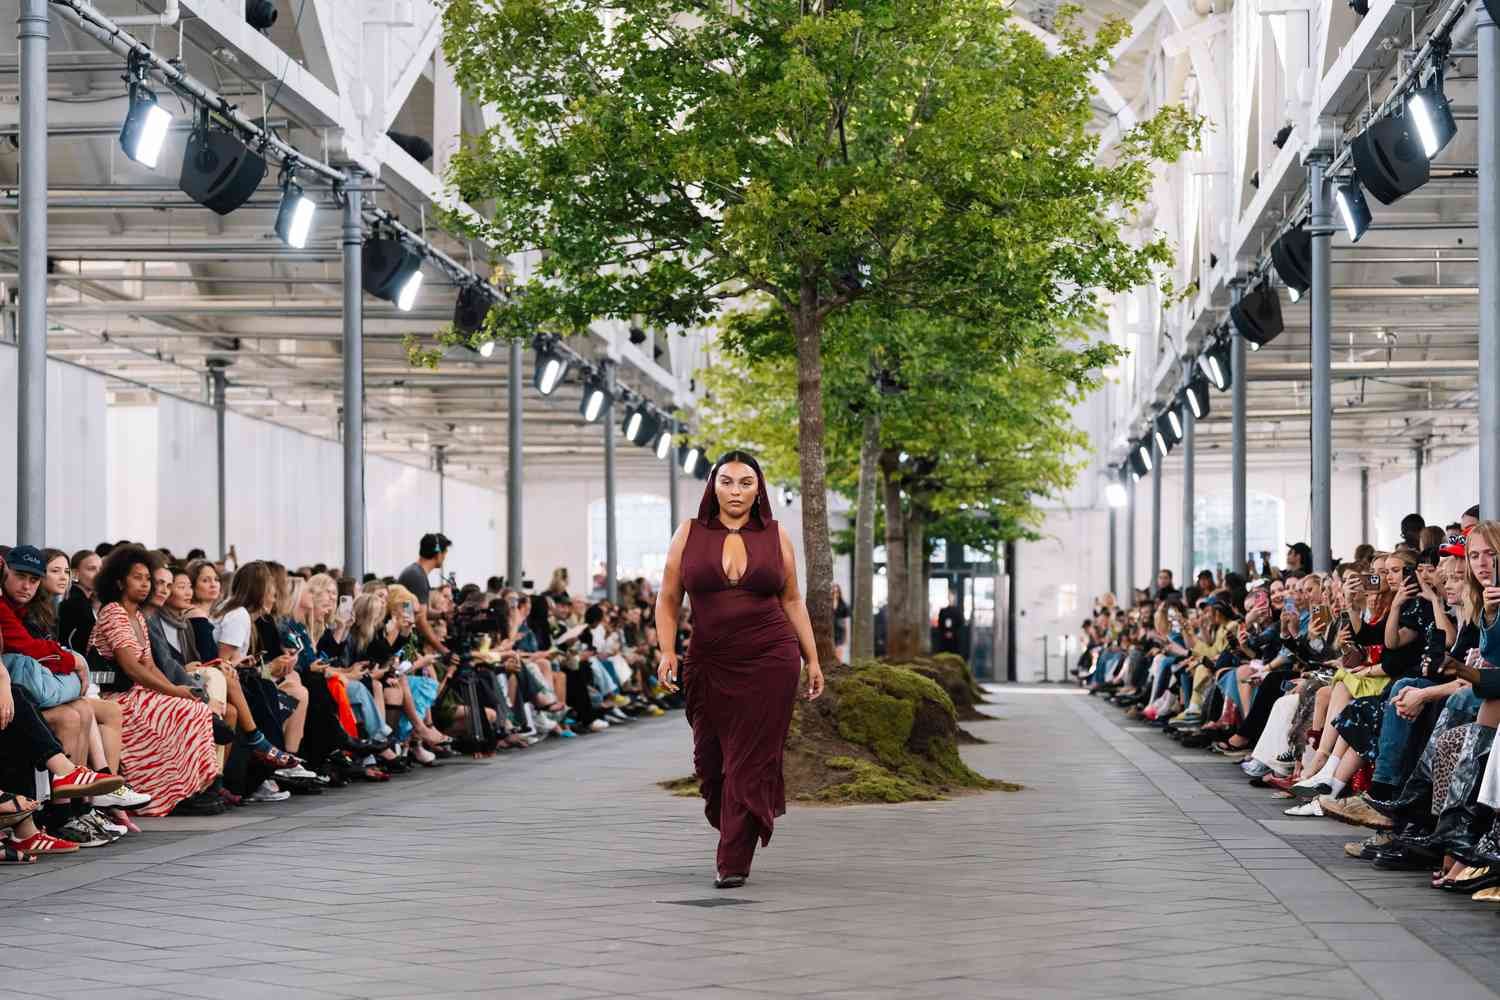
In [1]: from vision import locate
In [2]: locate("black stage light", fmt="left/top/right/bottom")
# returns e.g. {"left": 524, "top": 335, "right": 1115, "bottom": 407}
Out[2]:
{"left": 179, "top": 122, "right": 266, "bottom": 215}
{"left": 1154, "top": 409, "right": 1180, "bottom": 457}
{"left": 1128, "top": 439, "right": 1153, "bottom": 481}
{"left": 622, "top": 402, "right": 660, "bottom": 446}
{"left": 680, "top": 444, "right": 707, "bottom": 478}
{"left": 245, "top": 0, "right": 278, "bottom": 30}
{"left": 386, "top": 131, "right": 433, "bottom": 164}
{"left": 1198, "top": 336, "right": 1233, "bottom": 392}
{"left": 1231, "top": 283, "right": 1285, "bottom": 350}
{"left": 454, "top": 283, "right": 492, "bottom": 334}
{"left": 1182, "top": 375, "right": 1211, "bottom": 422}
{"left": 628, "top": 325, "right": 647, "bottom": 345}
{"left": 533, "top": 341, "right": 568, "bottom": 395}
{"left": 579, "top": 372, "right": 609, "bottom": 423}
{"left": 362, "top": 237, "right": 425, "bottom": 311}
{"left": 1335, "top": 180, "right": 1373, "bottom": 242}
{"left": 273, "top": 173, "right": 316, "bottom": 249}
{"left": 1350, "top": 113, "right": 1429, "bottom": 204}
{"left": 120, "top": 80, "right": 172, "bottom": 169}
{"left": 1349, "top": 0, "right": 1368, "bottom": 14}
{"left": 1270, "top": 226, "right": 1312, "bottom": 299}
{"left": 651, "top": 426, "right": 673, "bottom": 461}
{"left": 1407, "top": 77, "right": 1457, "bottom": 160}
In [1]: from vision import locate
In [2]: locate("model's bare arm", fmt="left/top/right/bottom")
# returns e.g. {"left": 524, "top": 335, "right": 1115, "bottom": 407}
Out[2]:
{"left": 778, "top": 525, "right": 824, "bottom": 699}
{"left": 654, "top": 521, "right": 692, "bottom": 689}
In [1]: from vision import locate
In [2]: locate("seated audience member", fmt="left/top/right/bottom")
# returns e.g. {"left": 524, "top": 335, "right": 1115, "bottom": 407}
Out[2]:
{"left": 89, "top": 545, "right": 220, "bottom": 817}
{"left": 59, "top": 548, "right": 101, "bottom": 655}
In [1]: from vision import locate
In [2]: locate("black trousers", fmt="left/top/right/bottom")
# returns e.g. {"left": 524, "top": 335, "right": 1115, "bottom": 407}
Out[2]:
{"left": 1237, "top": 669, "right": 1294, "bottom": 744}
{"left": 0, "top": 687, "right": 64, "bottom": 798}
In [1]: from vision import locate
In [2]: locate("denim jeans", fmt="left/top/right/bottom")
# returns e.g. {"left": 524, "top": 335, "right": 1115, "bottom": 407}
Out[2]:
{"left": 344, "top": 675, "right": 392, "bottom": 741}
{"left": 1093, "top": 651, "right": 1121, "bottom": 685}
{"left": 1373, "top": 677, "right": 1435, "bottom": 786}
{"left": 1216, "top": 669, "right": 1242, "bottom": 712}
{"left": 3, "top": 652, "right": 82, "bottom": 709}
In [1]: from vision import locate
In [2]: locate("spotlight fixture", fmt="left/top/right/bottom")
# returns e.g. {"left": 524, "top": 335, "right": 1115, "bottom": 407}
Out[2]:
{"left": 532, "top": 340, "right": 568, "bottom": 395}
{"left": 1198, "top": 335, "right": 1233, "bottom": 393}
{"left": 453, "top": 282, "right": 492, "bottom": 335}
{"left": 1230, "top": 283, "right": 1285, "bottom": 350}
{"left": 1155, "top": 404, "right": 1184, "bottom": 453}
{"left": 245, "top": 0, "right": 278, "bottom": 30}
{"left": 386, "top": 131, "right": 433, "bottom": 164}
{"left": 628, "top": 325, "right": 647, "bottom": 346}
{"left": 362, "top": 237, "right": 424, "bottom": 311}
{"left": 1334, "top": 181, "right": 1373, "bottom": 242}
{"left": 1182, "top": 373, "right": 1211, "bottom": 422}
{"left": 1407, "top": 76, "right": 1457, "bottom": 160}
{"left": 651, "top": 427, "right": 673, "bottom": 461}
{"left": 1128, "top": 439, "right": 1153, "bottom": 480}
{"left": 579, "top": 372, "right": 609, "bottom": 423}
{"left": 179, "top": 113, "right": 267, "bottom": 215}
{"left": 119, "top": 78, "right": 172, "bottom": 169}
{"left": 679, "top": 444, "right": 707, "bottom": 478}
{"left": 1270, "top": 226, "right": 1312, "bottom": 298}
{"left": 622, "top": 402, "right": 660, "bottom": 446}
{"left": 273, "top": 171, "right": 316, "bottom": 249}
{"left": 1104, "top": 481, "right": 1128, "bottom": 509}
{"left": 1350, "top": 113, "right": 1428, "bottom": 204}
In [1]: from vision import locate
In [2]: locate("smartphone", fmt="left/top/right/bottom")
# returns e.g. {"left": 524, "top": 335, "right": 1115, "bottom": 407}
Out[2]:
{"left": 1284, "top": 596, "right": 1298, "bottom": 617}
{"left": 1250, "top": 591, "right": 1269, "bottom": 610}
{"left": 337, "top": 595, "right": 354, "bottom": 620}
{"left": 1366, "top": 574, "right": 1381, "bottom": 588}
{"left": 1491, "top": 552, "right": 1499, "bottom": 588}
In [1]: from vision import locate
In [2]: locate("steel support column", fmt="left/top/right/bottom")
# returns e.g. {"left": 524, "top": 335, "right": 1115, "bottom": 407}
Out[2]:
{"left": 1231, "top": 282, "right": 1247, "bottom": 575}
{"left": 435, "top": 445, "right": 447, "bottom": 533}
{"left": 668, "top": 430, "right": 680, "bottom": 533}
{"left": 1361, "top": 467, "right": 1370, "bottom": 544}
{"left": 209, "top": 364, "right": 228, "bottom": 559}
{"left": 1309, "top": 157, "right": 1333, "bottom": 572}
{"left": 1125, "top": 474, "right": 1137, "bottom": 608}
{"left": 507, "top": 338, "right": 524, "bottom": 588}
{"left": 1414, "top": 442, "right": 1424, "bottom": 516}
{"left": 1483, "top": 4, "right": 1500, "bottom": 518}
{"left": 341, "top": 176, "right": 365, "bottom": 581}
{"left": 1108, "top": 504, "right": 1118, "bottom": 600}
{"left": 16, "top": 0, "right": 47, "bottom": 543}
{"left": 1150, "top": 438, "right": 1162, "bottom": 596}
{"left": 603, "top": 361, "right": 619, "bottom": 603}
{"left": 1181, "top": 404, "right": 1195, "bottom": 587}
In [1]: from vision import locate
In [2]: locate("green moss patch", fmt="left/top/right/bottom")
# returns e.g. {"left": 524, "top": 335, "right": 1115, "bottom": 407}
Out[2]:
{"left": 657, "top": 775, "right": 701, "bottom": 798}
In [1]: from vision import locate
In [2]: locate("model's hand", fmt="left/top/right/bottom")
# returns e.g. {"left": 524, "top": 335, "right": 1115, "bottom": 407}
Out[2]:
{"left": 805, "top": 662, "right": 824, "bottom": 701}
{"left": 656, "top": 651, "right": 680, "bottom": 692}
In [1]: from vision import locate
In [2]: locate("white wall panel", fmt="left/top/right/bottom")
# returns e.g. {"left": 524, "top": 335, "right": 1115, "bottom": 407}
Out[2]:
{"left": 154, "top": 395, "right": 221, "bottom": 556}
{"left": 107, "top": 405, "right": 159, "bottom": 547}
{"left": 0, "top": 346, "right": 109, "bottom": 551}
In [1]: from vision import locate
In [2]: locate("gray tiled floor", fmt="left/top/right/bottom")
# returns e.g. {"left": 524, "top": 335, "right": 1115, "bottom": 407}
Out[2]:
{"left": 2, "top": 685, "right": 1497, "bottom": 999}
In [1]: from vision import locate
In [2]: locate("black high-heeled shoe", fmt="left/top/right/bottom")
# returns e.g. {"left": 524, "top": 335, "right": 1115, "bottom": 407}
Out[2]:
{"left": 713, "top": 873, "right": 747, "bottom": 889}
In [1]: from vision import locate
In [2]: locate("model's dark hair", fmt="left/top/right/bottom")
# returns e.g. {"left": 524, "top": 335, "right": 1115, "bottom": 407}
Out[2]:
{"left": 697, "top": 450, "right": 773, "bottom": 526}
{"left": 96, "top": 544, "right": 161, "bottom": 606}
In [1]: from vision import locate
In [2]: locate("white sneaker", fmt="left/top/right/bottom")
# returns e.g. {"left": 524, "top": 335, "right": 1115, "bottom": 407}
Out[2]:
{"left": 92, "top": 783, "right": 152, "bottom": 810}
{"left": 411, "top": 744, "right": 436, "bottom": 765}
{"left": 589, "top": 719, "right": 610, "bottom": 732}
{"left": 86, "top": 810, "right": 129, "bottom": 838}
{"left": 274, "top": 764, "right": 318, "bottom": 781}
{"left": 1284, "top": 799, "right": 1325, "bottom": 817}
{"left": 248, "top": 780, "right": 290, "bottom": 803}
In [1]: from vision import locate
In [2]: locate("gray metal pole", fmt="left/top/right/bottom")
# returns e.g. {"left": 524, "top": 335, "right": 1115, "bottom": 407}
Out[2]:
{"left": 1125, "top": 474, "right": 1136, "bottom": 608}
{"left": 1231, "top": 282, "right": 1248, "bottom": 575}
{"left": 1309, "top": 157, "right": 1333, "bottom": 572}
{"left": 1150, "top": 437, "right": 1162, "bottom": 596}
{"left": 668, "top": 428, "right": 680, "bottom": 531}
{"left": 341, "top": 176, "right": 365, "bottom": 580}
{"left": 1415, "top": 443, "right": 1424, "bottom": 517}
{"left": 210, "top": 364, "right": 228, "bottom": 559}
{"left": 1360, "top": 467, "right": 1370, "bottom": 543}
{"left": 435, "top": 445, "right": 446, "bottom": 533}
{"left": 16, "top": 0, "right": 47, "bottom": 543}
{"left": 1182, "top": 403, "right": 1195, "bottom": 586}
{"left": 507, "top": 338, "right": 524, "bottom": 589}
{"left": 1107, "top": 505, "right": 1118, "bottom": 600}
{"left": 1483, "top": 4, "right": 1500, "bottom": 519}
{"left": 603, "top": 361, "right": 619, "bottom": 603}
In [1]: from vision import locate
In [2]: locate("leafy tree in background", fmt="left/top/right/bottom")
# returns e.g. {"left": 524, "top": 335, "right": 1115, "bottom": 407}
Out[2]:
{"left": 439, "top": 0, "right": 1200, "bottom": 664}
{"left": 699, "top": 306, "right": 1112, "bottom": 657}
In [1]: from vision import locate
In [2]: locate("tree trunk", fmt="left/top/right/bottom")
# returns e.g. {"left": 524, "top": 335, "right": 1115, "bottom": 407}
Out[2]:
{"left": 851, "top": 409, "right": 880, "bottom": 661}
{"left": 792, "top": 308, "right": 838, "bottom": 669}
{"left": 906, "top": 511, "right": 929, "bottom": 656}
{"left": 881, "top": 450, "right": 914, "bottom": 659}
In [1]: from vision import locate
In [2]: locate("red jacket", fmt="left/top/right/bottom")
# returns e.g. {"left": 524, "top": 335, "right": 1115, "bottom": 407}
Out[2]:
{"left": 0, "top": 594, "right": 74, "bottom": 674}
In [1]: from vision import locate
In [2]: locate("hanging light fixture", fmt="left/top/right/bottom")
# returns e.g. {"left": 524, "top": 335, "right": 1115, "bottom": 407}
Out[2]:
{"left": 579, "top": 371, "right": 609, "bottom": 423}
{"left": 273, "top": 169, "right": 317, "bottom": 249}
{"left": 1230, "top": 282, "right": 1285, "bottom": 351}
{"left": 362, "top": 236, "right": 424, "bottom": 311}
{"left": 1128, "top": 439, "right": 1153, "bottom": 480}
{"left": 1407, "top": 72, "right": 1457, "bottom": 160}
{"left": 120, "top": 58, "right": 172, "bottom": 169}
{"left": 679, "top": 444, "right": 707, "bottom": 478}
{"left": 454, "top": 282, "right": 493, "bottom": 335}
{"left": 1198, "top": 335, "right": 1233, "bottom": 393}
{"left": 1335, "top": 180, "right": 1374, "bottom": 242}
{"left": 1270, "top": 226, "right": 1311, "bottom": 299}
{"left": 532, "top": 339, "right": 568, "bottom": 395}
{"left": 622, "top": 401, "right": 660, "bottom": 446}
{"left": 1182, "top": 373, "right": 1211, "bottom": 422}
{"left": 652, "top": 426, "right": 674, "bottom": 460}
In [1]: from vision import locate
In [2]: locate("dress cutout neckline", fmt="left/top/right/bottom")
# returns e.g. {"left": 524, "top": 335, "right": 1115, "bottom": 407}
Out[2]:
{"left": 721, "top": 531, "right": 749, "bottom": 587}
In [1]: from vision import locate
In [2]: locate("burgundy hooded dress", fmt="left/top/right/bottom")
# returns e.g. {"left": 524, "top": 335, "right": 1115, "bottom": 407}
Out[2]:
{"left": 681, "top": 475, "right": 803, "bottom": 877}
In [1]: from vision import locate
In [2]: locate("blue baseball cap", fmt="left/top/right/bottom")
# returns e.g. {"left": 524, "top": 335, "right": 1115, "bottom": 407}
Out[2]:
{"left": 4, "top": 545, "right": 47, "bottom": 577}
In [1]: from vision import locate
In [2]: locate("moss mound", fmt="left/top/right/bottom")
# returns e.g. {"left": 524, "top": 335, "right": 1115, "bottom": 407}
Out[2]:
{"left": 781, "top": 659, "right": 1020, "bottom": 805}
{"left": 657, "top": 775, "right": 701, "bottom": 798}
{"left": 901, "top": 653, "right": 992, "bottom": 722}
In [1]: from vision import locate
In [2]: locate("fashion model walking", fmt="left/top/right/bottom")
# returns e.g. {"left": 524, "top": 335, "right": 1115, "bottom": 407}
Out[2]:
{"left": 655, "top": 451, "right": 824, "bottom": 888}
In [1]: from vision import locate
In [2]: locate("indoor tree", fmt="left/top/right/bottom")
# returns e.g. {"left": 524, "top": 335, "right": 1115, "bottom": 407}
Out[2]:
{"left": 438, "top": 0, "right": 1199, "bottom": 663}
